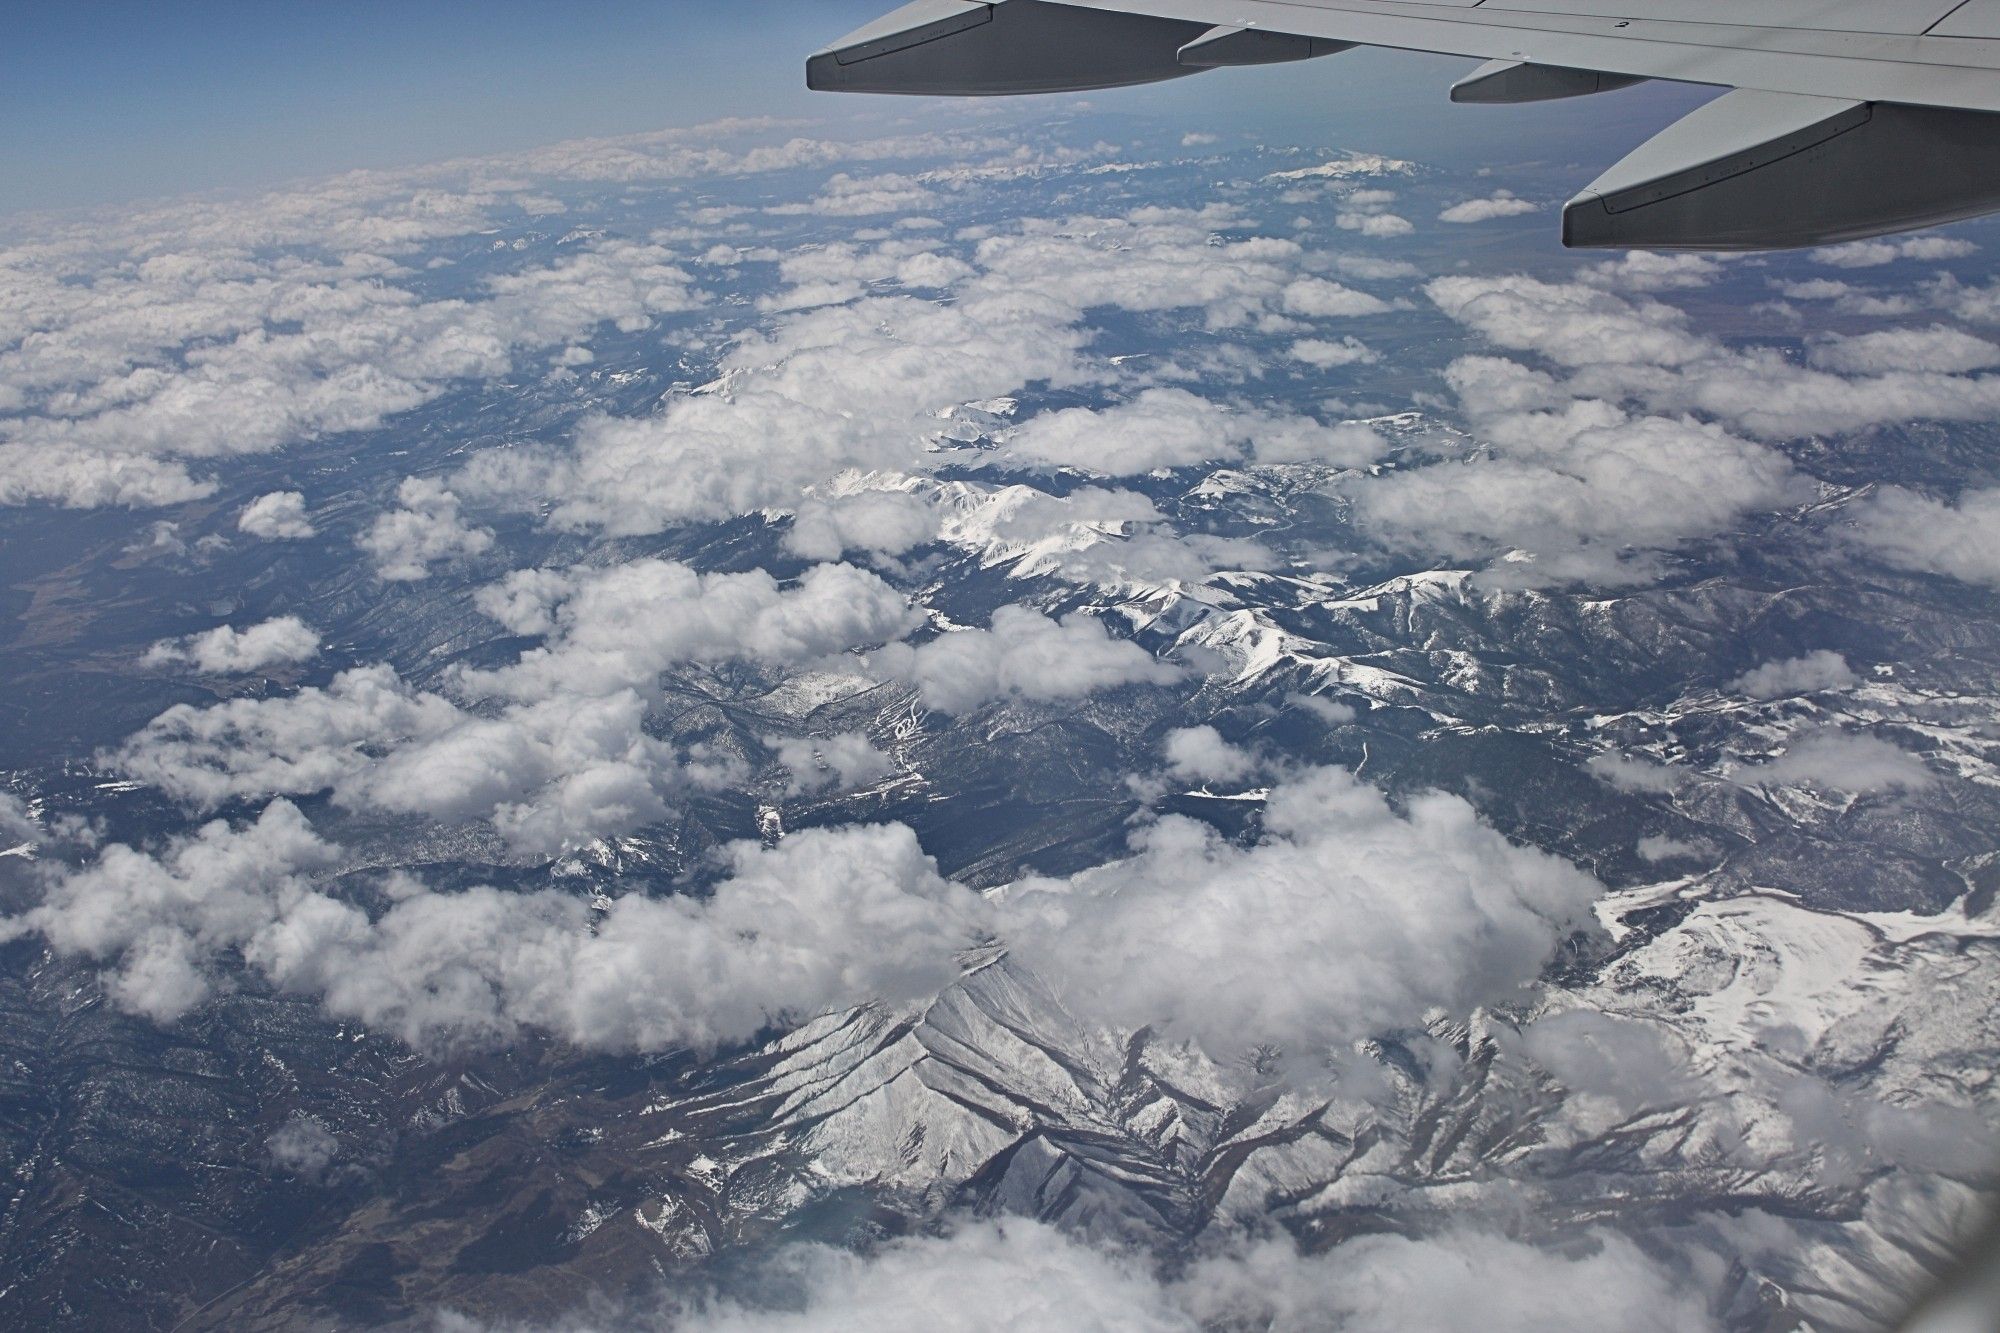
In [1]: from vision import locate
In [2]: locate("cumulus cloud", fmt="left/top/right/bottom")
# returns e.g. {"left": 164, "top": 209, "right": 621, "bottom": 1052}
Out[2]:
{"left": 1350, "top": 386, "right": 1805, "bottom": 585}
{"left": 770, "top": 172, "right": 940, "bottom": 218}
{"left": 1336, "top": 210, "right": 1414, "bottom": 238}
{"left": 238, "top": 490, "right": 316, "bottom": 539}
{"left": 439, "top": 1217, "right": 1710, "bottom": 1333}
{"left": 1001, "top": 766, "right": 1601, "bottom": 1057}
{"left": 1160, "top": 725, "right": 1255, "bottom": 784}
{"left": 455, "top": 207, "right": 1363, "bottom": 534}
{"left": 1808, "top": 326, "right": 2000, "bottom": 375}
{"left": 784, "top": 490, "right": 940, "bottom": 560}
{"left": 1588, "top": 752, "right": 1685, "bottom": 794}
{"left": 767, "top": 733, "right": 894, "bottom": 795}
{"left": 1280, "top": 276, "right": 1391, "bottom": 318}
{"left": 266, "top": 1118, "right": 341, "bottom": 1179}
{"left": 1850, "top": 484, "right": 2000, "bottom": 587}
{"left": 1812, "top": 235, "right": 1978, "bottom": 268}
{"left": 1730, "top": 650, "right": 1858, "bottom": 699}
{"left": 1364, "top": 270, "right": 2000, "bottom": 582}
{"left": 1735, "top": 729, "right": 1934, "bottom": 794}
{"left": 1288, "top": 336, "right": 1378, "bottom": 368}
{"left": 357, "top": 477, "right": 494, "bottom": 581}
{"left": 114, "top": 562, "right": 915, "bottom": 855}
{"left": 6, "top": 803, "right": 983, "bottom": 1053}
{"left": 1174, "top": 1226, "right": 1710, "bottom": 1333}
{"left": 1439, "top": 191, "right": 1538, "bottom": 224}
{"left": 874, "top": 606, "right": 1180, "bottom": 715}
{"left": 998, "top": 390, "right": 1384, "bottom": 477}
{"left": 1, "top": 238, "right": 704, "bottom": 510}
{"left": 142, "top": 616, "right": 321, "bottom": 674}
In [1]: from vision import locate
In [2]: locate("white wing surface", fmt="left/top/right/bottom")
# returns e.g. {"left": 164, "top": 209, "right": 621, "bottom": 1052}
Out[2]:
{"left": 808, "top": 0, "right": 2000, "bottom": 248}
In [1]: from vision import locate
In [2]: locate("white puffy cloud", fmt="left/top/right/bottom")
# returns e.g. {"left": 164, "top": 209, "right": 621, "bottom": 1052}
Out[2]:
{"left": 460, "top": 559, "right": 916, "bottom": 704}
{"left": 663, "top": 1220, "right": 1196, "bottom": 1333}
{"left": 1350, "top": 394, "right": 1806, "bottom": 585}
{"left": 1807, "top": 326, "right": 2000, "bottom": 374}
{"left": 0, "top": 799, "right": 340, "bottom": 1022}
{"left": 784, "top": 490, "right": 940, "bottom": 560}
{"left": 357, "top": 477, "right": 494, "bottom": 581}
{"left": 266, "top": 1118, "right": 341, "bottom": 1179}
{"left": 1000, "top": 766, "right": 1601, "bottom": 1057}
{"left": 1173, "top": 1228, "right": 1711, "bottom": 1333}
{"left": 142, "top": 616, "right": 321, "bottom": 674}
{"left": 0, "top": 239, "right": 704, "bottom": 510}
{"left": 1588, "top": 752, "right": 1685, "bottom": 794}
{"left": 459, "top": 291, "right": 1092, "bottom": 534}
{"left": 1280, "top": 276, "right": 1391, "bottom": 318}
{"left": 0, "top": 114, "right": 1042, "bottom": 512}
{"left": 874, "top": 606, "right": 1180, "bottom": 715}
{"left": 1426, "top": 275, "right": 1711, "bottom": 369}
{"left": 1812, "top": 235, "right": 1978, "bottom": 268}
{"left": 999, "top": 389, "right": 1382, "bottom": 477}
{"left": 456, "top": 207, "right": 1362, "bottom": 535}
{"left": 113, "top": 562, "right": 915, "bottom": 855}
{"left": 6, "top": 804, "right": 983, "bottom": 1054}
{"left": 1288, "top": 336, "right": 1378, "bottom": 368}
{"left": 1439, "top": 192, "right": 1538, "bottom": 224}
{"left": 1735, "top": 729, "right": 1935, "bottom": 794}
{"left": 1160, "top": 726, "right": 1254, "bottom": 783}
{"left": 1336, "top": 210, "right": 1414, "bottom": 238}
{"left": 1580, "top": 251, "right": 1727, "bottom": 293}
{"left": 238, "top": 490, "right": 316, "bottom": 539}
{"left": 439, "top": 1218, "right": 1711, "bottom": 1333}
{"left": 1850, "top": 484, "right": 2000, "bottom": 586}
{"left": 767, "top": 733, "right": 895, "bottom": 795}
{"left": 769, "top": 172, "right": 941, "bottom": 218}
{"left": 1730, "top": 650, "right": 1858, "bottom": 699}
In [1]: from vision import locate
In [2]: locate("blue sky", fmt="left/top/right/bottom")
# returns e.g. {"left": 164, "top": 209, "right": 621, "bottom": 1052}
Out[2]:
{"left": 1, "top": 0, "right": 891, "bottom": 212}
{"left": 3, "top": 0, "right": 1709, "bottom": 216}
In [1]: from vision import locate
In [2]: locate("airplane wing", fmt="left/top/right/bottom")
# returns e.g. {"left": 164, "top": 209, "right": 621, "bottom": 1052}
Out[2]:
{"left": 806, "top": 0, "right": 2000, "bottom": 250}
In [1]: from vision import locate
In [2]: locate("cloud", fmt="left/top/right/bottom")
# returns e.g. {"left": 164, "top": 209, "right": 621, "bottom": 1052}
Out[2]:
{"left": 874, "top": 606, "right": 1180, "bottom": 715}
{"left": 1000, "top": 766, "right": 1601, "bottom": 1057}
{"left": 7, "top": 804, "right": 983, "bottom": 1054}
{"left": 1637, "top": 834, "right": 1706, "bottom": 863}
{"left": 439, "top": 1217, "right": 1712, "bottom": 1333}
{"left": 1807, "top": 326, "right": 2000, "bottom": 375}
{"left": 784, "top": 490, "right": 940, "bottom": 560}
{"left": 998, "top": 390, "right": 1385, "bottom": 477}
{"left": 1288, "top": 336, "right": 1378, "bottom": 368}
{"left": 1850, "top": 484, "right": 2000, "bottom": 587}
{"left": 357, "top": 477, "right": 494, "bottom": 581}
{"left": 455, "top": 206, "right": 1364, "bottom": 535}
{"left": 770, "top": 172, "right": 940, "bottom": 218}
{"left": 1439, "top": 192, "right": 1538, "bottom": 224}
{"left": 142, "top": 616, "right": 321, "bottom": 674}
{"left": 1812, "top": 235, "right": 1978, "bottom": 268}
{"left": 1426, "top": 275, "right": 1711, "bottom": 368}
{"left": 266, "top": 1118, "right": 341, "bottom": 1180}
{"left": 1, "top": 238, "right": 704, "bottom": 510}
{"left": 1, "top": 799, "right": 341, "bottom": 1022}
{"left": 113, "top": 561, "right": 915, "bottom": 855}
{"left": 767, "top": 733, "right": 894, "bottom": 795}
{"left": 238, "top": 490, "right": 316, "bottom": 539}
{"left": 1349, "top": 393, "right": 1806, "bottom": 585}
{"left": 1588, "top": 752, "right": 1684, "bottom": 794}
{"left": 1336, "top": 210, "right": 1414, "bottom": 238}
{"left": 1729, "top": 650, "right": 1858, "bottom": 699}
{"left": 1160, "top": 726, "right": 1255, "bottom": 784}
{"left": 1174, "top": 1227, "right": 1710, "bottom": 1333}
{"left": 1280, "top": 276, "right": 1392, "bottom": 318}
{"left": 1735, "top": 728, "right": 1934, "bottom": 793}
